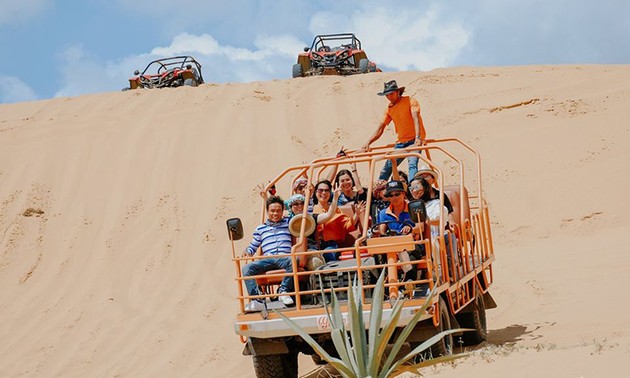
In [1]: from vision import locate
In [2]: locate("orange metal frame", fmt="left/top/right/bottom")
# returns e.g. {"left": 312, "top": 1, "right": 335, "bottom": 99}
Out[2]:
{"left": 230, "top": 138, "right": 495, "bottom": 331}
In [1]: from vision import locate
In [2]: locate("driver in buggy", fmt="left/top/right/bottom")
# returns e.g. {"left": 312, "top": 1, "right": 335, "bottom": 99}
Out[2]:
{"left": 373, "top": 180, "right": 425, "bottom": 286}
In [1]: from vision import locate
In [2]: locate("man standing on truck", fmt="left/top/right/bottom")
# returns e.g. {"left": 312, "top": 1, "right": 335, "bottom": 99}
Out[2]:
{"left": 361, "top": 80, "right": 427, "bottom": 180}
{"left": 241, "top": 196, "right": 295, "bottom": 312}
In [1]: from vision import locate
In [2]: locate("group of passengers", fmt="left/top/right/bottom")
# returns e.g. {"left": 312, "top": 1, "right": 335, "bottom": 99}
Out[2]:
{"left": 241, "top": 80, "right": 458, "bottom": 312}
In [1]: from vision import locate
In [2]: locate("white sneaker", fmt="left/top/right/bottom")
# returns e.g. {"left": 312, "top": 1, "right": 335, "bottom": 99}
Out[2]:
{"left": 245, "top": 300, "right": 265, "bottom": 312}
{"left": 278, "top": 293, "right": 294, "bottom": 306}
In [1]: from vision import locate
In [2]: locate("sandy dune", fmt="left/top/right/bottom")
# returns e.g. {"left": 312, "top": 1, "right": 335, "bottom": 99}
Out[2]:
{"left": 1, "top": 65, "right": 629, "bottom": 377}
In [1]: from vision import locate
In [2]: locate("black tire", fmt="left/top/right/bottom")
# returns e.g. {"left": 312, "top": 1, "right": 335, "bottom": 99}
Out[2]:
{"left": 184, "top": 78, "right": 194, "bottom": 86}
{"left": 311, "top": 353, "right": 328, "bottom": 365}
{"left": 252, "top": 352, "right": 298, "bottom": 378}
{"left": 457, "top": 288, "right": 487, "bottom": 345}
{"left": 430, "top": 297, "right": 453, "bottom": 357}
{"left": 292, "top": 63, "right": 303, "bottom": 78}
{"left": 359, "top": 58, "right": 369, "bottom": 74}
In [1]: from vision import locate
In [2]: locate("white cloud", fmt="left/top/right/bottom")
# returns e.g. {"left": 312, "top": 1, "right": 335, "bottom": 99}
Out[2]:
{"left": 52, "top": 32, "right": 306, "bottom": 98}
{"left": 0, "top": 76, "right": 38, "bottom": 103}
{"left": 143, "top": 32, "right": 304, "bottom": 82}
{"left": 0, "top": 75, "right": 38, "bottom": 103}
{"left": 309, "top": 4, "right": 469, "bottom": 71}
{"left": 0, "top": 0, "right": 52, "bottom": 25}
{"left": 50, "top": 3, "right": 471, "bottom": 99}
{"left": 150, "top": 32, "right": 302, "bottom": 62}
{"left": 53, "top": 44, "right": 134, "bottom": 98}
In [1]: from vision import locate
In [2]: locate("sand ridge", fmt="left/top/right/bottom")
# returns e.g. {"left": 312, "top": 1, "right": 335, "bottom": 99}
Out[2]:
{"left": 0, "top": 65, "right": 629, "bottom": 377}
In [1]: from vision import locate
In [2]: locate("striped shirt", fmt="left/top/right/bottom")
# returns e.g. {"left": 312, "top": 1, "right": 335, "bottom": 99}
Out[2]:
{"left": 246, "top": 218, "right": 292, "bottom": 256}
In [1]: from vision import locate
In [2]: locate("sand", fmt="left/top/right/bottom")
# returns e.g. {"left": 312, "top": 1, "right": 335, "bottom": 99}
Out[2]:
{"left": 0, "top": 65, "right": 629, "bottom": 377}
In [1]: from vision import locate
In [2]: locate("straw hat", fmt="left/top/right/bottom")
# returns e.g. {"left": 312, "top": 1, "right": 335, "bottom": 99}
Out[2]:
{"left": 288, "top": 213, "right": 316, "bottom": 237}
{"left": 414, "top": 165, "right": 437, "bottom": 180}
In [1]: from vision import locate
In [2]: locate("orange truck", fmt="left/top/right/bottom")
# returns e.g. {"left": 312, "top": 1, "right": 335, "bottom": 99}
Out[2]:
{"left": 226, "top": 138, "right": 497, "bottom": 378}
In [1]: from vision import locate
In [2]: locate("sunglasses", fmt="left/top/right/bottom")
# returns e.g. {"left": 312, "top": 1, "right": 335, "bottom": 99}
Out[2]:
{"left": 316, "top": 188, "right": 331, "bottom": 193}
{"left": 410, "top": 185, "right": 423, "bottom": 192}
{"left": 291, "top": 201, "right": 305, "bottom": 206}
{"left": 385, "top": 192, "right": 403, "bottom": 198}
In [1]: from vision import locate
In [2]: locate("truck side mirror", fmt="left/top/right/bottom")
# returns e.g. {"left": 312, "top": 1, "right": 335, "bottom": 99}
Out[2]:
{"left": 134, "top": 70, "right": 140, "bottom": 75}
{"left": 303, "top": 47, "right": 310, "bottom": 52}
{"left": 226, "top": 218, "right": 244, "bottom": 241}
{"left": 408, "top": 200, "right": 427, "bottom": 223}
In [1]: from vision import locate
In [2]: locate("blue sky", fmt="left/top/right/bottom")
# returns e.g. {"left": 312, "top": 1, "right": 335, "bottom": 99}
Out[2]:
{"left": 1, "top": 0, "right": 628, "bottom": 104}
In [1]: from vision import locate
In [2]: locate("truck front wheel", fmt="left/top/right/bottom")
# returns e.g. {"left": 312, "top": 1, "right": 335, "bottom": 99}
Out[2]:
{"left": 252, "top": 352, "right": 298, "bottom": 378}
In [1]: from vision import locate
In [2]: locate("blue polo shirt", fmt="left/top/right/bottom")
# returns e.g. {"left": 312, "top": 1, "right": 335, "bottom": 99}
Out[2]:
{"left": 377, "top": 202, "right": 415, "bottom": 234}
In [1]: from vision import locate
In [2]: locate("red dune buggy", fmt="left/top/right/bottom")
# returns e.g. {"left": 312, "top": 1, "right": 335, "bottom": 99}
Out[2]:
{"left": 292, "top": 33, "right": 381, "bottom": 78}
{"left": 124, "top": 56, "right": 204, "bottom": 90}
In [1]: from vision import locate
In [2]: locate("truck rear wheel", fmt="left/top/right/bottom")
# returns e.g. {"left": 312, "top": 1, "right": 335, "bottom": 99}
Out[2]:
{"left": 457, "top": 289, "right": 487, "bottom": 345}
{"left": 252, "top": 352, "right": 298, "bottom": 378}
{"left": 430, "top": 297, "right": 453, "bottom": 357}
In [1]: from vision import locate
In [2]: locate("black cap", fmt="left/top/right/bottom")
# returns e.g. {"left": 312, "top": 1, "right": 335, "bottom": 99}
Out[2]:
{"left": 384, "top": 180, "right": 405, "bottom": 196}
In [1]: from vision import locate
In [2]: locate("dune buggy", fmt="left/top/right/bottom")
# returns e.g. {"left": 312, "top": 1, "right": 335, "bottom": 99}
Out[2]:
{"left": 124, "top": 56, "right": 204, "bottom": 90}
{"left": 292, "top": 33, "right": 381, "bottom": 78}
{"left": 226, "top": 138, "right": 497, "bottom": 378}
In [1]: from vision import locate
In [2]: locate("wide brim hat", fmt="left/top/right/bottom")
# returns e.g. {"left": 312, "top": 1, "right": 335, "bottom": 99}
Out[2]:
{"left": 288, "top": 213, "right": 316, "bottom": 237}
{"left": 378, "top": 80, "right": 405, "bottom": 96}
{"left": 413, "top": 165, "right": 437, "bottom": 180}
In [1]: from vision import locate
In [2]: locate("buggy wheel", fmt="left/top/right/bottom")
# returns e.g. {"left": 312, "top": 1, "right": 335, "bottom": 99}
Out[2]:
{"left": 292, "top": 63, "right": 303, "bottom": 78}
{"left": 252, "top": 352, "right": 298, "bottom": 378}
{"left": 359, "top": 58, "right": 369, "bottom": 74}
{"left": 184, "top": 78, "right": 195, "bottom": 86}
{"left": 457, "top": 288, "right": 487, "bottom": 345}
{"left": 430, "top": 297, "right": 453, "bottom": 357}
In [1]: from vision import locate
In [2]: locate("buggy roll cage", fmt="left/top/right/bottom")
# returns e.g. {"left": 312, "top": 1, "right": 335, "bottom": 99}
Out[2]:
{"left": 307, "top": 33, "right": 363, "bottom": 52}
{"left": 137, "top": 56, "right": 204, "bottom": 82}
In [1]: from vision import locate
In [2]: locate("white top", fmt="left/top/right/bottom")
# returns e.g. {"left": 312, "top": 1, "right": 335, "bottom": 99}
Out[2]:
{"left": 424, "top": 199, "right": 448, "bottom": 238}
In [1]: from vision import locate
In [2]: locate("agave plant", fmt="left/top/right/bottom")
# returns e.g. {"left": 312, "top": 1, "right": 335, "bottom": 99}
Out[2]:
{"left": 276, "top": 270, "right": 466, "bottom": 378}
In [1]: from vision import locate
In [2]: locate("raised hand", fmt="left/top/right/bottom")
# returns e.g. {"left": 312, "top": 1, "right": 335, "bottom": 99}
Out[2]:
{"left": 333, "top": 186, "right": 342, "bottom": 199}
{"left": 255, "top": 183, "right": 267, "bottom": 198}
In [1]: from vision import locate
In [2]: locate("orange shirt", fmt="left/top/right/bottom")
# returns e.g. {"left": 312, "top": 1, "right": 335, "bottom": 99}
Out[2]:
{"left": 381, "top": 96, "right": 425, "bottom": 143}
{"left": 313, "top": 204, "right": 356, "bottom": 242}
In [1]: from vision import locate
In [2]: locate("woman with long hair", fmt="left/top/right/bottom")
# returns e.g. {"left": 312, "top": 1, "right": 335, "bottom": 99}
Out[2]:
{"left": 333, "top": 162, "right": 367, "bottom": 206}
{"left": 312, "top": 179, "right": 365, "bottom": 262}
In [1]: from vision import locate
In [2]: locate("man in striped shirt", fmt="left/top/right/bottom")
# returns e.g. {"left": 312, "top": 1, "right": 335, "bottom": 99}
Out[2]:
{"left": 242, "top": 196, "right": 295, "bottom": 311}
